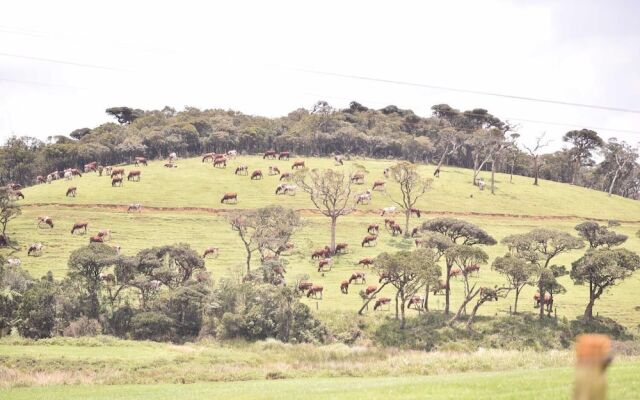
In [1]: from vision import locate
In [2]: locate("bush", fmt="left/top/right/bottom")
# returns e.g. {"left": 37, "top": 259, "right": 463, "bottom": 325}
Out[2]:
{"left": 570, "top": 316, "right": 634, "bottom": 340}
{"left": 16, "top": 280, "right": 57, "bottom": 339}
{"left": 62, "top": 316, "right": 101, "bottom": 337}
{"left": 131, "top": 311, "right": 174, "bottom": 341}
{"left": 109, "top": 304, "right": 135, "bottom": 338}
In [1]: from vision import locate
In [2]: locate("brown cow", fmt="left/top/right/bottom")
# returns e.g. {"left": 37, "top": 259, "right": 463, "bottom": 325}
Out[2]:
{"left": 349, "top": 271, "right": 366, "bottom": 284}
{"left": 268, "top": 166, "right": 280, "bottom": 175}
{"left": 306, "top": 285, "right": 323, "bottom": 299}
{"left": 384, "top": 219, "right": 395, "bottom": 229}
{"left": 362, "top": 235, "right": 377, "bottom": 247}
{"left": 374, "top": 297, "right": 391, "bottom": 311}
{"left": 335, "top": 243, "right": 348, "bottom": 254}
{"left": 71, "top": 221, "right": 88, "bottom": 235}
{"left": 36, "top": 175, "right": 46, "bottom": 184}
{"left": 449, "top": 267, "right": 462, "bottom": 278}
{"left": 202, "top": 153, "right": 217, "bottom": 162}
{"left": 251, "top": 170, "right": 263, "bottom": 180}
{"left": 221, "top": 192, "right": 238, "bottom": 204}
{"left": 317, "top": 258, "right": 332, "bottom": 272}
{"left": 8, "top": 183, "right": 21, "bottom": 191}
{"left": 97, "top": 229, "right": 111, "bottom": 241}
{"left": 367, "top": 224, "right": 379, "bottom": 235}
{"left": 127, "top": 170, "right": 141, "bottom": 181}
{"left": 203, "top": 247, "right": 220, "bottom": 258}
{"left": 278, "top": 151, "right": 290, "bottom": 160}
{"left": 89, "top": 235, "right": 104, "bottom": 243}
{"left": 432, "top": 280, "right": 448, "bottom": 295}
{"left": 534, "top": 292, "right": 554, "bottom": 312}
{"left": 372, "top": 180, "right": 385, "bottom": 191}
{"left": 111, "top": 168, "right": 125, "bottom": 178}
{"left": 465, "top": 264, "right": 480, "bottom": 277}
{"left": 365, "top": 285, "right": 378, "bottom": 297}
{"left": 312, "top": 246, "right": 331, "bottom": 259}
{"left": 37, "top": 216, "right": 54, "bottom": 229}
{"left": 411, "top": 227, "right": 420, "bottom": 238}
{"left": 291, "top": 160, "right": 305, "bottom": 169}
{"left": 112, "top": 177, "right": 123, "bottom": 187}
{"left": 340, "top": 280, "right": 349, "bottom": 294}
{"left": 351, "top": 172, "right": 365, "bottom": 184}
{"left": 263, "top": 150, "right": 277, "bottom": 159}
{"left": 358, "top": 258, "right": 374, "bottom": 267}
{"left": 235, "top": 165, "right": 248, "bottom": 175}
{"left": 407, "top": 296, "right": 424, "bottom": 310}
{"left": 134, "top": 157, "right": 148, "bottom": 166}
{"left": 70, "top": 168, "right": 83, "bottom": 177}
{"left": 390, "top": 223, "right": 403, "bottom": 236}
{"left": 410, "top": 208, "right": 422, "bottom": 218}
{"left": 378, "top": 272, "right": 391, "bottom": 283}
{"left": 213, "top": 157, "right": 227, "bottom": 168}
{"left": 298, "top": 281, "right": 313, "bottom": 292}
{"left": 279, "top": 172, "right": 292, "bottom": 181}
{"left": 12, "top": 190, "right": 24, "bottom": 200}
{"left": 66, "top": 187, "right": 77, "bottom": 197}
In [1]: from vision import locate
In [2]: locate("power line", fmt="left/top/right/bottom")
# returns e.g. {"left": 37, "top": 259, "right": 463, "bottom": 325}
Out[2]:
{"left": 0, "top": 52, "right": 130, "bottom": 72}
{"left": 0, "top": 78, "right": 86, "bottom": 91}
{"left": 291, "top": 67, "right": 640, "bottom": 114}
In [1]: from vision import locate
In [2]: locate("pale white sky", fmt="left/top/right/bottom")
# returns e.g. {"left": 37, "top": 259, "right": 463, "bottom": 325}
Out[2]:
{"left": 1, "top": 0, "right": 639, "bottom": 151}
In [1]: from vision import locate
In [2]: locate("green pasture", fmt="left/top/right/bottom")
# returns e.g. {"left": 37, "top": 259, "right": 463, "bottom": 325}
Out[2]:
{"left": 3, "top": 155, "right": 640, "bottom": 327}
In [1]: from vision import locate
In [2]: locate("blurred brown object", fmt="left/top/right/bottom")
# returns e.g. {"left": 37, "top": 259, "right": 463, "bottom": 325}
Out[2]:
{"left": 574, "top": 334, "right": 612, "bottom": 400}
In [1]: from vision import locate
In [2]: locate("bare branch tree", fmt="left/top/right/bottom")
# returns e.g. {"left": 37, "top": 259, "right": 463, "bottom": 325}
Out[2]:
{"left": 387, "top": 162, "right": 432, "bottom": 236}
{"left": 523, "top": 133, "right": 551, "bottom": 186}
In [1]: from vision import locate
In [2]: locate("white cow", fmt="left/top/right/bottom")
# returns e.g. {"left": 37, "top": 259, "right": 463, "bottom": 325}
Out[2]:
{"left": 380, "top": 206, "right": 396, "bottom": 216}
{"left": 227, "top": 150, "right": 237, "bottom": 159}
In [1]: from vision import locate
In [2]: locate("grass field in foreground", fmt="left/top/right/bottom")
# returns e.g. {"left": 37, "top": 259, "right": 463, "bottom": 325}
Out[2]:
{"left": 3, "top": 155, "right": 640, "bottom": 326}
{"left": 3, "top": 362, "right": 640, "bottom": 400}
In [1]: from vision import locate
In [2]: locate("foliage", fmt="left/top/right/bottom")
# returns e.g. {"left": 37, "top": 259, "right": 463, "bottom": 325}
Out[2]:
{"left": 387, "top": 161, "right": 432, "bottom": 235}
{"left": 492, "top": 253, "right": 536, "bottom": 313}
{"left": 16, "top": 277, "right": 57, "bottom": 339}
{"left": 574, "top": 221, "right": 627, "bottom": 249}
{"left": 131, "top": 311, "right": 175, "bottom": 341}
{"left": 0, "top": 187, "right": 21, "bottom": 240}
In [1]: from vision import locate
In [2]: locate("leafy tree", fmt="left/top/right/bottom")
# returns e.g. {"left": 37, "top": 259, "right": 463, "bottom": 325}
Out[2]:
{"left": 373, "top": 249, "right": 440, "bottom": 328}
{"left": 0, "top": 187, "right": 21, "bottom": 245}
{"left": 600, "top": 138, "right": 638, "bottom": 196}
{"left": 563, "top": 129, "right": 604, "bottom": 185}
{"left": 16, "top": 278, "right": 57, "bottom": 339}
{"left": 492, "top": 253, "right": 537, "bottom": 313}
{"left": 421, "top": 218, "right": 496, "bottom": 314}
{"left": 467, "top": 127, "right": 505, "bottom": 186}
{"left": 444, "top": 245, "right": 489, "bottom": 323}
{"left": 67, "top": 244, "right": 120, "bottom": 318}
{"left": 160, "top": 283, "right": 210, "bottom": 337}
{"left": 295, "top": 169, "right": 355, "bottom": 253}
{"left": 502, "top": 229, "right": 584, "bottom": 319}
{"left": 135, "top": 244, "right": 204, "bottom": 289}
{"left": 464, "top": 286, "right": 510, "bottom": 330}
{"left": 69, "top": 128, "right": 92, "bottom": 140}
{"left": 131, "top": 311, "right": 175, "bottom": 341}
{"left": 574, "top": 221, "right": 627, "bottom": 249}
{"left": 106, "top": 107, "right": 143, "bottom": 124}
{"left": 0, "top": 265, "right": 33, "bottom": 335}
{"left": 571, "top": 249, "right": 640, "bottom": 319}
{"left": 386, "top": 162, "right": 432, "bottom": 236}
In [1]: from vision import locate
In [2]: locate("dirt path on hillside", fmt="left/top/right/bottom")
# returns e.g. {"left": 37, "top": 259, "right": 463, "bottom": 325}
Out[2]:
{"left": 20, "top": 202, "right": 639, "bottom": 223}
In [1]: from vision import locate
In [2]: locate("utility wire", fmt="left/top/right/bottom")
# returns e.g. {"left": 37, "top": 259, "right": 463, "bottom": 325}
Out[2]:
{"left": 0, "top": 52, "right": 130, "bottom": 72}
{"left": 291, "top": 67, "right": 640, "bottom": 114}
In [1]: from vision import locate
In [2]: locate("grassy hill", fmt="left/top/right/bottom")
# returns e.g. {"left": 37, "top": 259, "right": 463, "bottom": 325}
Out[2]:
{"left": 4, "top": 155, "right": 640, "bottom": 327}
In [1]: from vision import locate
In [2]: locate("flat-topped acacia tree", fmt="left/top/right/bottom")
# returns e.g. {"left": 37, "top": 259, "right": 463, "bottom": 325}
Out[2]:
{"left": 386, "top": 161, "right": 432, "bottom": 237}
{"left": 294, "top": 168, "right": 355, "bottom": 253}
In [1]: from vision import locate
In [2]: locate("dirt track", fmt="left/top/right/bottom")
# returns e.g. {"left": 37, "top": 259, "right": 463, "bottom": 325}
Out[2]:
{"left": 20, "top": 202, "right": 639, "bottom": 223}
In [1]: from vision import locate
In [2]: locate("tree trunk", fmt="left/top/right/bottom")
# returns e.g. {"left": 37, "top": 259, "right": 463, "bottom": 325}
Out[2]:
{"left": 538, "top": 281, "right": 545, "bottom": 320}
{"left": 357, "top": 283, "right": 388, "bottom": 315}
{"left": 394, "top": 292, "right": 399, "bottom": 320}
{"left": 400, "top": 294, "right": 407, "bottom": 329}
{"left": 533, "top": 157, "right": 539, "bottom": 186}
{"left": 584, "top": 285, "right": 596, "bottom": 319}
{"left": 608, "top": 168, "right": 621, "bottom": 196}
{"left": 404, "top": 209, "right": 411, "bottom": 238}
{"left": 465, "top": 299, "right": 485, "bottom": 330}
{"left": 245, "top": 247, "right": 252, "bottom": 274}
{"left": 330, "top": 216, "right": 337, "bottom": 253}
{"left": 490, "top": 160, "right": 496, "bottom": 194}
{"left": 513, "top": 287, "right": 520, "bottom": 314}
{"left": 424, "top": 285, "right": 430, "bottom": 312}
{"left": 444, "top": 264, "right": 452, "bottom": 315}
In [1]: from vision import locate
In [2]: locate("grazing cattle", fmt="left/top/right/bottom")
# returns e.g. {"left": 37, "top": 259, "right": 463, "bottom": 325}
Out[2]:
{"left": 70, "top": 168, "right": 83, "bottom": 177}
{"left": 268, "top": 166, "right": 281, "bottom": 175}
{"left": 275, "top": 183, "right": 297, "bottom": 195}
{"left": 97, "top": 229, "right": 111, "bottom": 241}
{"left": 111, "top": 168, "right": 125, "bottom": 178}
{"left": 278, "top": 151, "right": 290, "bottom": 160}
{"left": 465, "top": 264, "right": 480, "bottom": 277}
{"left": 335, "top": 243, "right": 348, "bottom": 254}
{"left": 534, "top": 292, "right": 554, "bottom": 312}
{"left": 203, "top": 247, "right": 220, "bottom": 258}
{"left": 89, "top": 235, "right": 104, "bottom": 243}
{"left": 380, "top": 206, "right": 396, "bottom": 216}
{"left": 213, "top": 157, "right": 227, "bottom": 168}
{"left": 334, "top": 155, "right": 344, "bottom": 165}
{"left": 66, "top": 187, "right": 77, "bottom": 197}
{"left": 410, "top": 208, "right": 422, "bottom": 218}
{"left": 449, "top": 267, "right": 462, "bottom": 278}
{"left": 340, "top": 280, "right": 349, "bottom": 294}
{"left": 378, "top": 272, "right": 392, "bottom": 283}
{"left": 127, "top": 170, "right": 141, "bottom": 181}
{"left": 298, "top": 281, "right": 313, "bottom": 292}
{"left": 390, "top": 223, "right": 402, "bottom": 236}
{"left": 373, "top": 297, "right": 391, "bottom": 311}
{"left": 112, "top": 177, "right": 123, "bottom": 187}
{"left": 6, "top": 258, "right": 21, "bottom": 267}
{"left": 8, "top": 183, "right": 22, "bottom": 191}
{"left": 221, "top": 192, "right": 238, "bottom": 204}
{"left": 306, "top": 285, "right": 323, "bottom": 299}
{"left": 134, "top": 157, "right": 148, "bottom": 166}
{"left": 111, "top": 245, "right": 121, "bottom": 255}
{"left": 235, "top": 165, "right": 248, "bottom": 175}
{"left": 351, "top": 173, "right": 365, "bottom": 184}
{"left": 279, "top": 172, "right": 292, "bottom": 181}
{"left": 37, "top": 216, "right": 54, "bottom": 229}
{"left": 365, "top": 285, "right": 378, "bottom": 297}
{"left": 263, "top": 150, "right": 277, "bottom": 159}
{"left": 358, "top": 258, "right": 374, "bottom": 267}
{"left": 355, "top": 190, "right": 372, "bottom": 205}
{"left": 27, "top": 242, "right": 44, "bottom": 256}
{"left": 84, "top": 162, "right": 97, "bottom": 172}
{"left": 11, "top": 190, "right": 24, "bottom": 200}
{"left": 127, "top": 203, "right": 142, "bottom": 213}
{"left": 227, "top": 150, "right": 237, "bottom": 159}
{"left": 312, "top": 246, "right": 331, "bottom": 260}
{"left": 411, "top": 227, "right": 420, "bottom": 238}
{"left": 349, "top": 271, "right": 366, "bottom": 284}
{"left": 361, "top": 235, "right": 377, "bottom": 247}
{"left": 372, "top": 180, "right": 385, "bottom": 191}
{"left": 105, "top": 166, "right": 113, "bottom": 176}
{"left": 432, "top": 280, "right": 448, "bottom": 295}
{"left": 317, "top": 258, "right": 333, "bottom": 272}
{"left": 169, "top": 152, "right": 177, "bottom": 162}
{"left": 202, "top": 153, "right": 217, "bottom": 162}
{"left": 97, "top": 165, "right": 104, "bottom": 176}
{"left": 251, "top": 170, "right": 263, "bottom": 180}
{"left": 407, "top": 296, "right": 424, "bottom": 310}
{"left": 384, "top": 219, "right": 395, "bottom": 229}
{"left": 291, "top": 160, "right": 305, "bottom": 169}
{"left": 367, "top": 224, "right": 379, "bottom": 235}
{"left": 46, "top": 174, "right": 53, "bottom": 183}
{"left": 36, "top": 175, "right": 46, "bottom": 184}
{"left": 64, "top": 171, "right": 73, "bottom": 180}
{"left": 71, "top": 222, "right": 89, "bottom": 235}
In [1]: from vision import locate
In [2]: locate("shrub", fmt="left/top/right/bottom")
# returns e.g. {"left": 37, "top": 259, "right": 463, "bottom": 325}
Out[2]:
{"left": 16, "top": 280, "right": 57, "bottom": 339}
{"left": 62, "top": 316, "right": 101, "bottom": 337}
{"left": 131, "top": 311, "right": 174, "bottom": 341}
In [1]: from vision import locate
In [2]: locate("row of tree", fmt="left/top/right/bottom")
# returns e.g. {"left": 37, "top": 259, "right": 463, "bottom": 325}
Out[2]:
{"left": 1, "top": 102, "right": 638, "bottom": 199}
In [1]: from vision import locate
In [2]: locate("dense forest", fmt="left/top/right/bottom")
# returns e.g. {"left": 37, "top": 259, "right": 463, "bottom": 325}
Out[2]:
{"left": 1, "top": 102, "right": 638, "bottom": 199}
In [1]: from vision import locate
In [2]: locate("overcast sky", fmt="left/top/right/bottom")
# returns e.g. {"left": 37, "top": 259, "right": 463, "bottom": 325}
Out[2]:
{"left": 1, "top": 0, "right": 639, "bottom": 151}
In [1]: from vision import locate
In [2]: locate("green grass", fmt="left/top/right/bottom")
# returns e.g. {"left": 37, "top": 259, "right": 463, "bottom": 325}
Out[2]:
{"left": 3, "top": 155, "right": 640, "bottom": 327}
{"left": 3, "top": 362, "right": 640, "bottom": 399}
